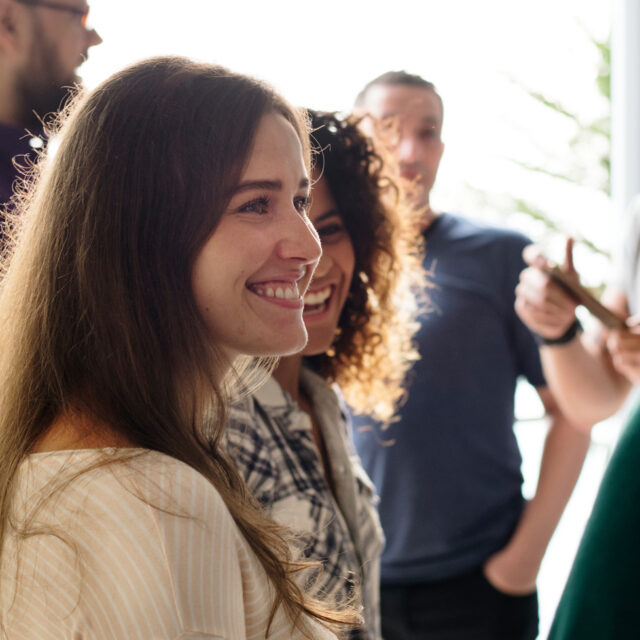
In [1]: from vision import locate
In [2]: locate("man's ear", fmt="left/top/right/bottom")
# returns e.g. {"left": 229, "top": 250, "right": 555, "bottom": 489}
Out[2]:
{"left": 0, "top": 0, "right": 20, "bottom": 57}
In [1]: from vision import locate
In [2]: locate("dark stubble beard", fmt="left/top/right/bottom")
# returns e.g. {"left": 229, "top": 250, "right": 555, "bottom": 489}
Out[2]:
{"left": 15, "top": 17, "right": 81, "bottom": 131}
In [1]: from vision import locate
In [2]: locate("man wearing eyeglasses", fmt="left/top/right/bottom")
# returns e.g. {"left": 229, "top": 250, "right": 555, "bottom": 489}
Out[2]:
{"left": 0, "top": 0, "right": 101, "bottom": 207}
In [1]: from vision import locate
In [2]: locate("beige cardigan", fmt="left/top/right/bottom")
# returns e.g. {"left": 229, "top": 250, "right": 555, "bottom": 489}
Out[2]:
{"left": 1, "top": 449, "right": 336, "bottom": 640}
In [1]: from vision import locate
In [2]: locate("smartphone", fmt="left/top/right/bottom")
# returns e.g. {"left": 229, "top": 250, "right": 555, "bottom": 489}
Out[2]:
{"left": 542, "top": 263, "right": 627, "bottom": 330}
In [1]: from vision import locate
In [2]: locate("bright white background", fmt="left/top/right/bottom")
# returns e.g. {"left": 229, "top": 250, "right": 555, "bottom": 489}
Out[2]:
{"left": 83, "top": 0, "right": 613, "bottom": 268}
{"left": 81, "top": 3, "right": 614, "bottom": 638}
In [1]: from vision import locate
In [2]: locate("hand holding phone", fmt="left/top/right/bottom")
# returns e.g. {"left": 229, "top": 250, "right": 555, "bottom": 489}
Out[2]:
{"left": 536, "top": 252, "right": 627, "bottom": 331}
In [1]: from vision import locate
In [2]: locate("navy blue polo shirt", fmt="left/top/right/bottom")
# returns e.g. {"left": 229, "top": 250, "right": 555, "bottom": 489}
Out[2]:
{"left": 352, "top": 213, "right": 545, "bottom": 583}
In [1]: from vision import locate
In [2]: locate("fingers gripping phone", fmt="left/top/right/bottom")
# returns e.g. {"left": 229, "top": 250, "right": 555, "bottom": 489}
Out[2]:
{"left": 542, "top": 263, "right": 627, "bottom": 330}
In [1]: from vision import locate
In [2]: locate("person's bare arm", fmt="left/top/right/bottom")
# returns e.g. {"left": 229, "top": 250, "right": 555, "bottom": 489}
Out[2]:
{"left": 515, "top": 239, "right": 632, "bottom": 425}
{"left": 483, "top": 387, "right": 590, "bottom": 594}
{"left": 602, "top": 288, "right": 640, "bottom": 386}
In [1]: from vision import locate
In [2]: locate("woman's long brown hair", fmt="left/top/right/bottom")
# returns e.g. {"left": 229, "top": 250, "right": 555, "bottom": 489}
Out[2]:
{"left": 0, "top": 57, "right": 351, "bottom": 634}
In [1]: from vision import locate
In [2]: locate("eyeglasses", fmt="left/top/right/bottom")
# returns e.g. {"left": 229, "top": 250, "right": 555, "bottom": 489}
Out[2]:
{"left": 15, "top": 0, "right": 90, "bottom": 29}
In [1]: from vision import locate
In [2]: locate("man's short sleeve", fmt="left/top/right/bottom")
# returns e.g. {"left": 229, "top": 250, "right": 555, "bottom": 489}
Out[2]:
{"left": 504, "top": 232, "right": 546, "bottom": 388}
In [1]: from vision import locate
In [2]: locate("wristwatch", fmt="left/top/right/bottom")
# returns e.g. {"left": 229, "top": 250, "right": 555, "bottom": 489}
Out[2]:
{"left": 535, "top": 319, "right": 583, "bottom": 346}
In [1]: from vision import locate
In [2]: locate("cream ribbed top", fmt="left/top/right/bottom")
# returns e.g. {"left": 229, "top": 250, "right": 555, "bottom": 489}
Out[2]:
{"left": 0, "top": 449, "right": 336, "bottom": 640}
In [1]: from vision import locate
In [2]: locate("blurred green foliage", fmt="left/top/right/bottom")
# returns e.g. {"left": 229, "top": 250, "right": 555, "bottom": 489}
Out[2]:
{"left": 470, "top": 29, "right": 611, "bottom": 262}
{"left": 513, "top": 33, "right": 610, "bottom": 196}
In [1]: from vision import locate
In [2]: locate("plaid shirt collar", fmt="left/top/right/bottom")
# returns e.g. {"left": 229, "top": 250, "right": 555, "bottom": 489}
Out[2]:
{"left": 227, "top": 367, "right": 384, "bottom": 639}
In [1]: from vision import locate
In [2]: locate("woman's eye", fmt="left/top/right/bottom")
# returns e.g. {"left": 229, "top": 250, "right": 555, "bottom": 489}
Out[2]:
{"left": 239, "top": 196, "right": 270, "bottom": 214}
{"left": 294, "top": 196, "right": 311, "bottom": 215}
{"left": 317, "top": 223, "right": 345, "bottom": 239}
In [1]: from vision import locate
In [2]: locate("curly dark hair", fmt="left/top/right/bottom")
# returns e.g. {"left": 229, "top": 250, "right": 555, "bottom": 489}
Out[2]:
{"left": 305, "top": 110, "right": 425, "bottom": 423}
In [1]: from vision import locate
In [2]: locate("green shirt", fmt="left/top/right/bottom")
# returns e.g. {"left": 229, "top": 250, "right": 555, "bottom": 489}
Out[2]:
{"left": 548, "top": 402, "right": 640, "bottom": 639}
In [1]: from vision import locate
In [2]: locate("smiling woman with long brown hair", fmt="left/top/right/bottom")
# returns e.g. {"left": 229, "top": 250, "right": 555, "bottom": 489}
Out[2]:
{"left": 0, "top": 58, "right": 357, "bottom": 639}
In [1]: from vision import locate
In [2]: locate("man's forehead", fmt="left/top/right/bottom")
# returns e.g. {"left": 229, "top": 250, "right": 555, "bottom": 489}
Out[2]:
{"left": 364, "top": 84, "right": 442, "bottom": 124}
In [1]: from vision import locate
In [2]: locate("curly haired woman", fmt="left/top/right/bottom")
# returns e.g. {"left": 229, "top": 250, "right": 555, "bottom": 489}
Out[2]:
{"left": 227, "top": 110, "right": 424, "bottom": 640}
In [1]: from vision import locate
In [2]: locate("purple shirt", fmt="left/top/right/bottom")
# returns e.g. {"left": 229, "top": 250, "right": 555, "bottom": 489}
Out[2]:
{"left": 0, "top": 122, "right": 42, "bottom": 207}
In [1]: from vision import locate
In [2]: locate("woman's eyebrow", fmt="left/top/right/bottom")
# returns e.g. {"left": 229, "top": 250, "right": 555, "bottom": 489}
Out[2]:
{"left": 231, "top": 177, "right": 310, "bottom": 195}
{"left": 315, "top": 209, "right": 341, "bottom": 223}
{"left": 232, "top": 180, "right": 282, "bottom": 195}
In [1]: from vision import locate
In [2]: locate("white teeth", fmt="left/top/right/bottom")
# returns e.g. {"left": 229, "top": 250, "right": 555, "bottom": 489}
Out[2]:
{"left": 252, "top": 283, "right": 299, "bottom": 300}
{"left": 304, "top": 286, "right": 332, "bottom": 306}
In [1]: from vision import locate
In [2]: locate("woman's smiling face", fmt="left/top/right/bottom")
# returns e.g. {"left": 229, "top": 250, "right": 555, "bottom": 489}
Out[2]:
{"left": 191, "top": 112, "right": 322, "bottom": 361}
{"left": 301, "top": 175, "right": 355, "bottom": 356}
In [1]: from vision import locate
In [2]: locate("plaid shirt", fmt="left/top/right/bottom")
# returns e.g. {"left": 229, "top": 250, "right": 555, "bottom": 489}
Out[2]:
{"left": 227, "top": 367, "right": 384, "bottom": 640}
